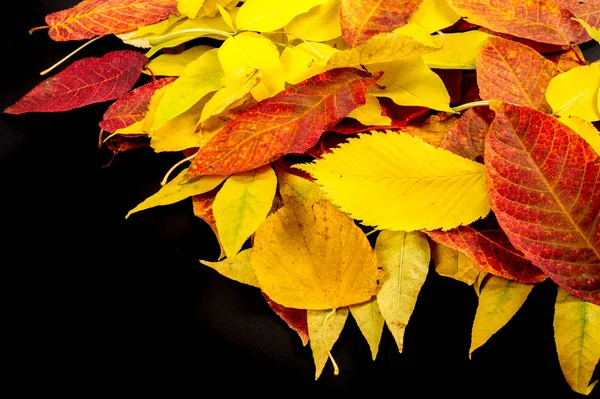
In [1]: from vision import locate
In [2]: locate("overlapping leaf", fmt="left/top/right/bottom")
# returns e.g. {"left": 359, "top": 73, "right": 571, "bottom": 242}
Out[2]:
{"left": 349, "top": 299, "right": 384, "bottom": 360}
{"left": 546, "top": 63, "right": 600, "bottom": 122}
{"left": 236, "top": 0, "right": 326, "bottom": 32}
{"left": 284, "top": 0, "right": 342, "bottom": 42}
{"left": 555, "top": 0, "right": 600, "bottom": 29}
{"left": 264, "top": 293, "right": 310, "bottom": 346}
{"left": 432, "top": 242, "right": 482, "bottom": 286}
{"left": 440, "top": 107, "right": 494, "bottom": 161}
{"left": 308, "top": 308, "right": 348, "bottom": 379}
{"left": 200, "top": 249, "right": 260, "bottom": 287}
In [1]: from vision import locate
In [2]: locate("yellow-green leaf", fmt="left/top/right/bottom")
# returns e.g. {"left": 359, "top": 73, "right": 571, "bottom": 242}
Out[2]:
{"left": 327, "top": 31, "right": 442, "bottom": 68}
{"left": 132, "top": 15, "right": 186, "bottom": 38}
{"left": 575, "top": 18, "right": 600, "bottom": 44}
{"left": 126, "top": 169, "right": 226, "bottom": 218}
{"left": 178, "top": 0, "right": 205, "bottom": 19}
{"left": 403, "top": 0, "right": 461, "bottom": 33}
{"left": 213, "top": 165, "right": 277, "bottom": 259}
{"left": 432, "top": 242, "right": 481, "bottom": 286}
{"left": 350, "top": 299, "right": 385, "bottom": 360}
{"left": 546, "top": 63, "right": 600, "bottom": 122}
{"left": 371, "top": 58, "right": 453, "bottom": 112}
{"left": 200, "top": 249, "right": 260, "bottom": 287}
{"left": 218, "top": 31, "right": 286, "bottom": 101}
{"left": 347, "top": 94, "right": 391, "bottom": 126}
{"left": 470, "top": 276, "right": 534, "bottom": 356}
{"left": 559, "top": 115, "right": 600, "bottom": 155}
{"left": 251, "top": 199, "right": 381, "bottom": 310}
{"left": 307, "top": 308, "right": 348, "bottom": 379}
{"left": 217, "top": 4, "right": 236, "bottom": 31}
{"left": 422, "top": 31, "right": 492, "bottom": 69}
{"left": 236, "top": 0, "right": 326, "bottom": 32}
{"left": 150, "top": 95, "right": 207, "bottom": 152}
{"left": 376, "top": 230, "right": 430, "bottom": 352}
{"left": 276, "top": 170, "right": 327, "bottom": 204}
{"left": 145, "top": 46, "right": 211, "bottom": 76}
{"left": 152, "top": 49, "right": 223, "bottom": 131}
{"left": 280, "top": 42, "right": 339, "bottom": 84}
{"left": 197, "top": 0, "right": 239, "bottom": 18}
{"left": 297, "top": 131, "right": 490, "bottom": 231}
{"left": 554, "top": 288, "right": 600, "bottom": 395}
{"left": 284, "top": 0, "right": 341, "bottom": 42}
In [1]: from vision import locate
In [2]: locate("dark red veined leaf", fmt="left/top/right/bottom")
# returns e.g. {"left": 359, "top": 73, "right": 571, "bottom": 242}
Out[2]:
{"left": 441, "top": 107, "right": 495, "bottom": 161}
{"left": 263, "top": 293, "right": 309, "bottom": 346}
{"left": 460, "top": 71, "right": 481, "bottom": 104}
{"left": 434, "top": 69, "right": 463, "bottom": 105}
{"left": 45, "top": 0, "right": 178, "bottom": 41}
{"left": 100, "top": 77, "right": 176, "bottom": 133}
{"left": 477, "top": 37, "right": 559, "bottom": 113}
{"left": 427, "top": 215, "right": 547, "bottom": 283}
{"left": 184, "top": 68, "right": 382, "bottom": 180}
{"left": 340, "top": 0, "right": 424, "bottom": 46}
{"left": 306, "top": 133, "right": 353, "bottom": 158}
{"left": 192, "top": 188, "right": 225, "bottom": 259}
{"left": 485, "top": 101, "right": 600, "bottom": 304}
{"left": 441, "top": 18, "right": 479, "bottom": 33}
{"left": 555, "top": 0, "right": 600, "bottom": 28}
{"left": 5, "top": 51, "right": 147, "bottom": 115}
{"left": 103, "top": 133, "right": 150, "bottom": 167}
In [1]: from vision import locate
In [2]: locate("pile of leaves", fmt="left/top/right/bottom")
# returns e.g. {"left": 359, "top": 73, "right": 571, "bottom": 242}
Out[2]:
{"left": 5, "top": 0, "right": 600, "bottom": 393}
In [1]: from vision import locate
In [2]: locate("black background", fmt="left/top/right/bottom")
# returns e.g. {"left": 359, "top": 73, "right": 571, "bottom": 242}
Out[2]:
{"left": 2, "top": 1, "right": 599, "bottom": 396}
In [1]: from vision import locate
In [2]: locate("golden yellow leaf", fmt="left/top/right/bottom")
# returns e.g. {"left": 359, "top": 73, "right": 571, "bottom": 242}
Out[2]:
{"left": 197, "top": 0, "right": 239, "bottom": 18}
{"left": 350, "top": 299, "right": 385, "bottom": 360}
{"left": 576, "top": 18, "right": 600, "bottom": 43}
{"left": 145, "top": 46, "right": 211, "bottom": 77}
{"left": 150, "top": 95, "right": 206, "bottom": 152}
{"left": 403, "top": 0, "right": 461, "bottom": 33}
{"left": 126, "top": 169, "right": 226, "bottom": 218}
{"left": 251, "top": 199, "right": 381, "bottom": 310}
{"left": 432, "top": 242, "right": 481, "bottom": 286}
{"left": 200, "top": 249, "right": 260, "bottom": 287}
{"left": 178, "top": 0, "right": 205, "bottom": 19}
{"left": 470, "top": 276, "right": 534, "bottom": 356}
{"left": 276, "top": 170, "right": 327, "bottom": 204}
{"left": 376, "top": 230, "right": 430, "bottom": 352}
{"left": 218, "top": 31, "right": 285, "bottom": 101}
{"left": 213, "top": 165, "right": 277, "bottom": 259}
{"left": 297, "top": 131, "right": 490, "bottom": 231}
{"left": 559, "top": 115, "right": 600, "bottom": 155}
{"left": 217, "top": 4, "right": 236, "bottom": 31}
{"left": 421, "top": 30, "right": 492, "bottom": 69}
{"left": 473, "top": 272, "right": 487, "bottom": 297}
{"left": 554, "top": 288, "right": 600, "bottom": 395}
{"left": 546, "top": 63, "right": 600, "bottom": 122}
{"left": 284, "top": 0, "right": 341, "bottom": 42}
{"left": 347, "top": 94, "right": 391, "bottom": 126}
{"left": 307, "top": 308, "right": 348, "bottom": 379}
{"left": 112, "top": 120, "right": 145, "bottom": 135}
{"left": 236, "top": 0, "right": 326, "bottom": 32}
{"left": 280, "top": 42, "right": 339, "bottom": 84}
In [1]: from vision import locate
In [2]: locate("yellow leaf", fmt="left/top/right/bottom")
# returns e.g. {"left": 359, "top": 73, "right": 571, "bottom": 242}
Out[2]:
{"left": 575, "top": 18, "right": 600, "bottom": 44}
{"left": 178, "top": 0, "right": 205, "bottom": 19}
{"left": 432, "top": 242, "right": 481, "bottom": 286}
{"left": 376, "top": 230, "right": 430, "bottom": 352}
{"left": 217, "top": 4, "right": 236, "bottom": 31}
{"left": 422, "top": 31, "right": 492, "bottom": 69}
{"left": 200, "top": 249, "right": 260, "bottom": 287}
{"left": 199, "top": 68, "right": 262, "bottom": 123}
{"left": 132, "top": 15, "right": 186, "bottom": 38}
{"left": 347, "top": 94, "right": 391, "bottom": 126}
{"left": 251, "top": 199, "right": 381, "bottom": 310}
{"left": 112, "top": 120, "right": 145, "bottom": 135}
{"left": 126, "top": 169, "right": 226, "bottom": 218}
{"left": 145, "top": 46, "right": 211, "bottom": 76}
{"left": 297, "top": 131, "right": 490, "bottom": 231}
{"left": 236, "top": 0, "right": 326, "bottom": 32}
{"left": 546, "top": 63, "right": 600, "bottom": 122}
{"left": 280, "top": 42, "right": 339, "bottom": 84}
{"left": 213, "top": 165, "right": 277, "bottom": 259}
{"left": 470, "top": 276, "right": 534, "bottom": 356}
{"left": 473, "top": 272, "right": 487, "bottom": 297}
{"left": 350, "top": 299, "right": 385, "bottom": 360}
{"left": 402, "top": 114, "right": 459, "bottom": 147}
{"left": 371, "top": 58, "right": 453, "bottom": 112}
{"left": 307, "top": 308, "right": 348, "bottom": 379}
{"left": 116, "top": 31, "right": 152, "bottom": 48}
{"left": 152, "top": 49, "right": 223, "bottom": 131}
{"left": 198, "top": 0, "right": 239, "bottom": 18}
{"left": 276, "top": 170, "right": 327, "bottom": 204}
{"left": 404, "top": 0, "right": 461, "bottom": 33}
{"left": 150, "top": 95, "right": 207, "bottom": 152}
{"left": 554, "top": 288, "right": 600, "bottom": 396}
{"left": 284, "top": 0, "right": 341, "bottom": 42}
{"left": 218, "top": 32, "right": 286, "bottom": 101}
{"left": 559, "top": 115, "right": 600, "bottom": 155}
{"left": 327, "top": 31, "right": 442, "bottom": 68}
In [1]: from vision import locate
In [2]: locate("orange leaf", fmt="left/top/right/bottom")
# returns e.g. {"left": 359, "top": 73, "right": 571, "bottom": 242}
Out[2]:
{"left": 184, "top": 68, "right": 382, "bottom": 179}
{"left": 46, "top": 0, "right": 178, "bottom": 41}
{"left": 477, "top": 37, "right": 559, "bottom": 113}
{"left": 555, "top": 0, "right": 600, "bottom": 28}
{"left": 440, "top": 107, "right": 494, "bottom": 161}
{"left": 486, "top": 102, "right": 600, "bottom": 304}
{"left": 546, "top": 49, "right": 587, "bottom": 73}
{"left": 340, "top": 0, "right": 424, "bottom": 47}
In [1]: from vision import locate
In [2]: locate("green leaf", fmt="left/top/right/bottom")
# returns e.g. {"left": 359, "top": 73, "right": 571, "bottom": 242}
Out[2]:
{"left": 200, "top": 249, "right": 260, "bottom": 287}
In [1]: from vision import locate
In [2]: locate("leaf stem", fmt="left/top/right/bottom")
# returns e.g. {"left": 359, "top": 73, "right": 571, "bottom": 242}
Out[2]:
{"left": 29, "top": 26, "right": 50, "bottom": 34}
{"left": 149, "top": 28, "right": 233, "bottom": 46}
{"left": 364, "top": 229, "right": 379, "bottom": 237}
{"left": 451, "top": 100, "right": 490, "bottom": 113}
{"left": 98, "top": 128, "right": 105, "bottom": 149}
{"left": 322, "top": 309, "right": 340, "bottom": 377}
{"left": 40, "top": 35, "right": 104, "bottom": 76}
{"left": 161, "top": 152, "right": 198, "bottom": 186}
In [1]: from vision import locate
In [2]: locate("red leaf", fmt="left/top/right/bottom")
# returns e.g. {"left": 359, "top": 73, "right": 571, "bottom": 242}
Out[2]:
{"left": 555, "top": 0, "right": 600, "bottom": 28}
{"left": 192, "top": 188, "right": 226, "bottom": 259}
{"left": 434, "top": 69, "right": 463, "bottom": 105}
{"left": 100, "top": 77, "right": 176, "bottom": 133}
{"left": 485, "top": 102, "right": 600, "bottom": 304}
{"left": 45, "top": 0, "right": 178, "bottom": 41}
{"left": 184, "top": 68, "right": 382, "bottom": 179}
{"left": 263, "top": 293, "right": 309, "bottom": 346}
{"left": 5, "top": 51, "right": 147, "bottom": 115}
{"left": 460, "top": 71, "right": 481, "bottom": 104}
{"left": 427, "top": 216, "right": 547, "bottom": 283}
{"left": 441, "top": 107, "right": 495, "bottom": 161}
{"left": 340, "top": 0, "right": 424, "bottom": 46}
{"left": 478, "top": 28, "right": 570, "bottom": 54}
{"left": 546, "top": 49, "right": 587, "bottom": 73}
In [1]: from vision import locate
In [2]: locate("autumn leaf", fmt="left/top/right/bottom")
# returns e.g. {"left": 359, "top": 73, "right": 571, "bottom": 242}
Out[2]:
{"left": 485, "top": 102, "right": 600, "bottom": 305}
{"left": 284, "top": 0, "right": 342, "bottom": 42}
{"left": 200, "top": 249, "right": 260, "bottom": 287}
{"left": 477, "top": 37, "right": 559, "bottom": 113}
{"left": 298, "top": 131, "right": 490, "bottom": 231}
{"left": 100, "top": 77, "right": 176, "bottom": 133}
{"left": 440, "top": 107, "right": 494, "bottom": 161}
{"left": 5, "top": 51, "right": 147, "bottom": 114}
{"left": 559, "top": 115, "right": 600, "bottom": 155}
{"left": 576, "top": 18, "right": 600, "bottom": 43}
{"left": 192, "top": 188, "right": 224, "bottom": 258}
{"left": 280, "top": 42, "right": 339, "bottom": 85}
{"left": 308, "top": 308, "right": 348, "bottom": 379}
{"left": 446, "top": 0, "right": 588, "bottom": 45}
{"left": 183, "top": 68, "right": 381, "bottom": 179}
{"left": 178, "top": 0, "right": 205, "bottom": 19}
{"left": 145, "top": 46, "right": 211, "bottom": 76}
{"left": 421, "top": 30, "right": 491, "bottom": 69}
{"left": 197, "top": 0, "right": 239, "bottom": 18}
{"left": 427, "top": 216, "right": 547, "bottom": 283}
{"left": 554, "top": 288, "right": 600, "bottom": 395}
{"left": 349, "top": 299, "right": 385, "bottom": 360}
{"left": 554, "top": 0, "right": 599, "bottom": 29}
{"left": 546, "top": 63, "right": 600, "bottom": 122}
{"left": 213, "top": 165, "right": 277, "bottom": 259}
{"left": 276, "top": 169, "right": 327, "bottom": 205}
{"left": 235, "top": 0, "right": 326, "bottom": 32}
{"left": 339, "top": 0, "right": 424, "bottom": 46}
{"left": 45, "top": 0, "right": 178, "bottom": 41}
{"left": 470, "top": 276, "right": 534, "bottom": 356}
{"left": 347, "top": 94, "right": 391, "bottom": 126}
{"left": 432, "top": 242, "right": 482, "bottom": 286}
{"left": 402, "top": 0, "right": 460, "bottom": 33}
{"left": 376, "top": 230, "right": 430, "bottom": 352}
{"left": 263, "top": 293, "right": 310, "bottom": 346}
{"left": 251, "top": 199, "right": 381, "bottom": 310}
{"left": 402, "top": 113, "right": 459, "bottom": 147}
{"left": 547, "top": 48, "right": 587, "bottom": 73}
